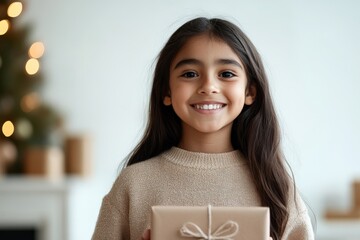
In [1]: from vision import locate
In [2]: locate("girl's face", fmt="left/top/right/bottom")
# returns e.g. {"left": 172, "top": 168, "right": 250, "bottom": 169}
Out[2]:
{"left": 167, "top": 34, "right": 255, "bottom": 146}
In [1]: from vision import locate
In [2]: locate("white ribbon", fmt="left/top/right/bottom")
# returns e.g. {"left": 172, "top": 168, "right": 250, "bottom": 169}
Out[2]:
{"left": 179, "top": 205, "right": 239, "bottom": 240}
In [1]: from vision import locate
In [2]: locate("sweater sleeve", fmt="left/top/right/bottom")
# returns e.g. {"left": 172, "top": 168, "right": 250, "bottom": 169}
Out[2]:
{"left": 282, "top": 209, "right": 314, "bottom": 240}
{"left": 92, "top": 174, "right": 130, "bottom": 240}
{"left": 281, "top": 188, "right": 315, "bottom": 240}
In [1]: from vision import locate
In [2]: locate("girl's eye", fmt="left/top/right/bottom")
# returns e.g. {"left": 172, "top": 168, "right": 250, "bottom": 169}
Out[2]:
{"left": 219, "top": 71, "right": 236, "bottom": 78}
{"left": 181, "top": 71, "right": 198, "bottom": 78}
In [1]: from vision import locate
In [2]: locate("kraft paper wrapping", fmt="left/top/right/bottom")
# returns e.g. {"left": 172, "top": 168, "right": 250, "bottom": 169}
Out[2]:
{"left": 151, "top": 205, "right": 270, "bottom": 240}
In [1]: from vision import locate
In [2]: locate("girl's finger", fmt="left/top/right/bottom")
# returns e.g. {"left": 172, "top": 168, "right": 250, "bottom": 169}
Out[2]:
{"left": 141, "top": 228, "right": 151, "bottom": 240}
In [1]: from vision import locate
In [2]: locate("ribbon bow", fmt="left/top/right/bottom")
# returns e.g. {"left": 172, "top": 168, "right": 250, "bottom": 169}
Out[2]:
{"left": 179, "top": 205, "right": 239, "bottom": 240}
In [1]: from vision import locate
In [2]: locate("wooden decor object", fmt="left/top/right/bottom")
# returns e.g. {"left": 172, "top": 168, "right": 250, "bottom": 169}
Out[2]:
{"left": 325, "top": 179, "right": 360, "bottom": 220}
{"left": 64, "top": 134, "right": 91, "bottom": 177}
{"left": 354, "top": 180, "right": 360, "bottom": 210}
{"left": 24, "top": 147, "right": 64, "bottom": 180}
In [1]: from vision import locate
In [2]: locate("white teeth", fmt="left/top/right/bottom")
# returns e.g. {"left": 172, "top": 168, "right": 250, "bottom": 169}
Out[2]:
{"left": 194, "top": 104, "right": 223, "bottom": 110}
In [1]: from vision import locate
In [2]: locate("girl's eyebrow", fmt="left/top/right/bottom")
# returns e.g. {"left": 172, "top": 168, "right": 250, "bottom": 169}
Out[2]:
{"left": 173, "top": 58, "right": 243, "bottom": 70}
{"left": 216, "top": 59, "right": 243, "bottom": 69}
{"left": 173, "top": 58, "right": 202, "bottom": 69}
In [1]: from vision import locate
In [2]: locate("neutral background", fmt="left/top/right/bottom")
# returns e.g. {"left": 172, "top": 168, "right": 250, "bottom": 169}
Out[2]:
{"left": 19, "top": 0, "right": 360, "bottom": 239}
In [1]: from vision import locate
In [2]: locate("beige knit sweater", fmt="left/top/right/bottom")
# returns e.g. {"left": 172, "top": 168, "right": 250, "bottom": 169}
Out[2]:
{"left": 92, "top": 147, "right": 314, "bottom": 240}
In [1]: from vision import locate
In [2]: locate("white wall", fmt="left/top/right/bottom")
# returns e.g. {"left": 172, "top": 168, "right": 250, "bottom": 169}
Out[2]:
{"left": 21, "top": 0, "right": 360, "bottom": 239}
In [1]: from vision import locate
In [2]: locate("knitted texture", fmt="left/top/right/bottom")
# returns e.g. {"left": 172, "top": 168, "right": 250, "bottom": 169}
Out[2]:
{"left": 92, "top": 147, "right": 314, "bottom": 240}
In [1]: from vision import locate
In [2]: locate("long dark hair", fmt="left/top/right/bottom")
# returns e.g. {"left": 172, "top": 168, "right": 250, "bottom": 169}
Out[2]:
{"left": 125, "top": 17, "right": 291, "bottom": 239}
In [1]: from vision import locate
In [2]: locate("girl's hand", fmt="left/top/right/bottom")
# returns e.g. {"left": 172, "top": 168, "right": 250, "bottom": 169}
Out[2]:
{"left": 141, "top": 229, "right": 150, "bottom": 240}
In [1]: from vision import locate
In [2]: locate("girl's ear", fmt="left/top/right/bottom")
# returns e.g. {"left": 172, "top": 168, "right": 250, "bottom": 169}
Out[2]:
{"left": 163, "top": 96, "right": 172, "bottom": 106}
{"left": 245, "top": 85, "right": 256, "bottom": 105}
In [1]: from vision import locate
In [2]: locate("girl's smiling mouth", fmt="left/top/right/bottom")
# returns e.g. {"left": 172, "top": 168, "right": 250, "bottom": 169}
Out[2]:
{"left": 191, "top": 103, "right": 226, "bottom": 110}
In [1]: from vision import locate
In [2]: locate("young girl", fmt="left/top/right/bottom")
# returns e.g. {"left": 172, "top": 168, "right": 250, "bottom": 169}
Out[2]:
{"left": 92, "top": 17, "right": 314, "bottom": 240}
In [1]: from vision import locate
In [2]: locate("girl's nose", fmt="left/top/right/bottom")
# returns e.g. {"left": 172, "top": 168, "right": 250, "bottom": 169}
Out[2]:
{"left": 197, "top": 75, "right": 220, "bottom": 95}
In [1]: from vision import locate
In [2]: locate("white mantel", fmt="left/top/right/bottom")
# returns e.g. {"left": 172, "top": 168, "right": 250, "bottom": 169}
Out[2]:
{"left": 0, "top": 176, "right": 68, "bottom": 240}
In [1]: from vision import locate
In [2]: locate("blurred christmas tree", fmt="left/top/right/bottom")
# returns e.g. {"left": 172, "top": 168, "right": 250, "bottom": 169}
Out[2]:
{"left": 0, "top": 0, "right": 63, "bottom": 174}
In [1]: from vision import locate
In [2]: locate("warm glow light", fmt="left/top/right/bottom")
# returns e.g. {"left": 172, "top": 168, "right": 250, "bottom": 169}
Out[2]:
{"left": 0, "top": 140, "right": 17, "bottom": 161}
{"left": 0, "top": 19, "right": 10, "bottom": 35}
{"left": 2, "top": 120, "right": 15, "bottom": 137}
{"left": 15, "top": 118, "right": 33, "bottom": 139}
{"left": 29, "top": 42, "right": 45, "bottom": 59}
{"left": 25, "top": 58, "right": 40, "bottom": 75}
{"left": 7, "top": 2, "right": 23, "bottom": 18}
{"left": 21, "top": 92, "right": 40, "bottom": 112}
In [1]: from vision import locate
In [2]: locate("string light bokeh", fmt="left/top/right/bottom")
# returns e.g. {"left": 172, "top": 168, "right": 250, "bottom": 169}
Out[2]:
{"left": 7, "top": 1, "right": 23, "bottom": 18}
{"left": 0, "top": 1, "right": 45, "bottom": 139}
{"left": 0, "top": 19, "right": 9, "bottom": 35}
{"left": 0, "top": 0, "right": 56, "bottom": 175}
{"left": 2, "top": 121, "right": 14, "bottom": 137}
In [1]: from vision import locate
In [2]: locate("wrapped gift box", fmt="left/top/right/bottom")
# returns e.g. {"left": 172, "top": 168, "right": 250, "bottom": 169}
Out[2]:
{"left": 152, "top": 205, "right": 270, "bottom": 240}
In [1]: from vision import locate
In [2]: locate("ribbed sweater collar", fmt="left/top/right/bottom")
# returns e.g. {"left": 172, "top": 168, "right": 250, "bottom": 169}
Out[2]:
{"left": 161, "top": 147, "right": 245, "bottom": 169}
